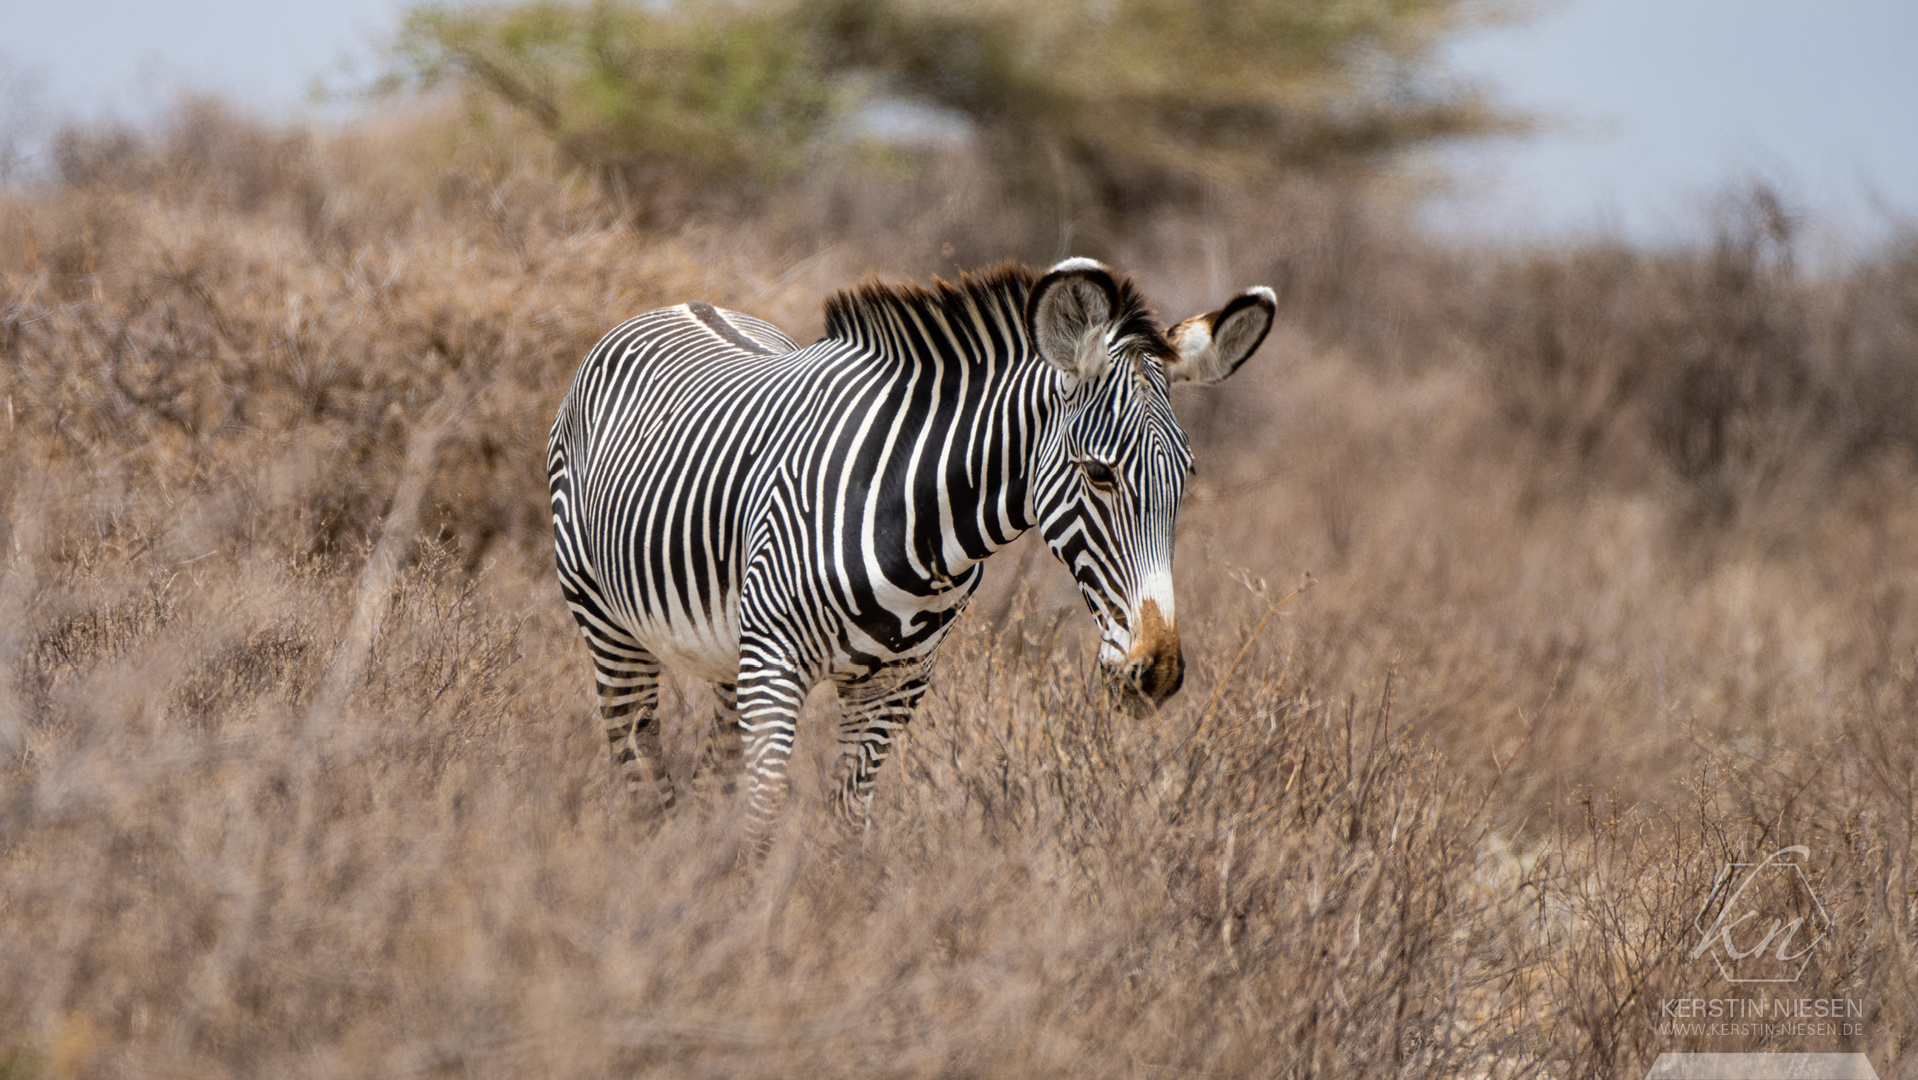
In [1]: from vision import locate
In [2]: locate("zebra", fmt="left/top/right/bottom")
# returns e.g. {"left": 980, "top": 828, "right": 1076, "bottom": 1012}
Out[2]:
{"left": 547, "top": 258, "right": 1275, "bottom": 849}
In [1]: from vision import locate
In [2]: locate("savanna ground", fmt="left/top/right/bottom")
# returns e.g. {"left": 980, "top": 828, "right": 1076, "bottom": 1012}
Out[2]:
{"left": 1, "top": 101, "right": 1915, "bottom": 1078}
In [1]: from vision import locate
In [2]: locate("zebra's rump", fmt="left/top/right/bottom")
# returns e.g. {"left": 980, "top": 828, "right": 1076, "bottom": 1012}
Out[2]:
{"left": 549, "top": 303, "right": 810, "bottom": 676}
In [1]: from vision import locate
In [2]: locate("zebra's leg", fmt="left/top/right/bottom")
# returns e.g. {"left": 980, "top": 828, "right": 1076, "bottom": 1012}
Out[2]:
{"left": 587, "top": 636, "right": 676, "bottom": 816}
{"left": 734, "top": 659, "right": 810, "bottom": 858}
{"left": 690, "top": 681, "right": 743, "bottom": 800}
{"left": 831, "top": 660, "right": 932, "bottom": 837}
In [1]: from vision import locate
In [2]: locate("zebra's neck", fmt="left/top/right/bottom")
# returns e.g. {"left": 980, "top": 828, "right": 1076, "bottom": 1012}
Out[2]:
{"left": 819, "top": 270, "right": 1060, "bottom": 589}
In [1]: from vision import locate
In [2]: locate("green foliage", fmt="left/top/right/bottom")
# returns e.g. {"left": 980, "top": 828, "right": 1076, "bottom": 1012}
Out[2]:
{"left": 386, "top": 1, "right": 838, "bottom": 208}
{"left": 384, "top": 0, "right": 1517, "bottom": 220}
{"left": 805, "top": 0, "right": 1517, "bottom": 212}
{"left": 0, "top": 1043, "right": 43, "bottom": 1080}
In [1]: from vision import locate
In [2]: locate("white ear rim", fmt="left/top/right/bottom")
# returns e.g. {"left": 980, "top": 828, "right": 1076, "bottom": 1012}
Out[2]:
{"left": 1046, "top": 257, "right": 1107, "bottom": 276}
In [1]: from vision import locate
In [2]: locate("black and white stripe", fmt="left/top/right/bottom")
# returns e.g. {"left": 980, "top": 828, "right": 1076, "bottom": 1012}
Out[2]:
{"left": 548, "top": 258, "right": 1274, "bottom": 847}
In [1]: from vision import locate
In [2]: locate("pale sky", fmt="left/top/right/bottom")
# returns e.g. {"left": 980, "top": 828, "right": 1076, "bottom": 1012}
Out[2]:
{"left": 1432, "top": 0, "right": 1918, "bottom": 246}
{"left": 2, "top": 0, "right": 1914, "bottom": 246}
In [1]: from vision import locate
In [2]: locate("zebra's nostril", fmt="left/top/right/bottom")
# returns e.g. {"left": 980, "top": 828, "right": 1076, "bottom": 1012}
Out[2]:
{"left": 1108, "top": 653, "right": 1184, "bottom": 706}
{"left": 1131, "top": 653, "right": 1183, "bottom": 701}
{"left": 1159, "top": 655, "right": 1185, "bottom": 700}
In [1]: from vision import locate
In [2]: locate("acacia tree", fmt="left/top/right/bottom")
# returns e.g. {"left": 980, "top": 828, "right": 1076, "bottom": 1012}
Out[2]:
{"left": 803, "top": 0, "right": 1517, "bottom": 214}
{"left": 385, "top": 0, "right": 1517, "bottom": 221}
{"left": 384, "top": 1, "right": 838, "bottom": 213}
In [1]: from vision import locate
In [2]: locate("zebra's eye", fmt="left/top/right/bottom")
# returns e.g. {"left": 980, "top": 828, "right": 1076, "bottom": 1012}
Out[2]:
{"left": 1080, "top": 459, "right": 1118, "bottom": 490}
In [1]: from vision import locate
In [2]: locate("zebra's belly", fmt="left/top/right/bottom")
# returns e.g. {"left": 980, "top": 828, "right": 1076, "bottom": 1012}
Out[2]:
{"left": 649, "top": 635, "right": 740, "bottom": 684}
{"left": 622, "top": 607, "right": 742, "bottom": 684}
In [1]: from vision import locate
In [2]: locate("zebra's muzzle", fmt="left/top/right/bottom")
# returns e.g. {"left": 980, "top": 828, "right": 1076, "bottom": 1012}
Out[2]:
{"left": 1106, "top": 598, "right": 1183, "bottom": 711}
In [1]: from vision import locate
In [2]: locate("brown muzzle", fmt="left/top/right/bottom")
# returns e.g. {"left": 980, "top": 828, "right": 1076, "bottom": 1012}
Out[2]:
{"left": 1113, "top": 598, "right": 1183, "bottom": 707}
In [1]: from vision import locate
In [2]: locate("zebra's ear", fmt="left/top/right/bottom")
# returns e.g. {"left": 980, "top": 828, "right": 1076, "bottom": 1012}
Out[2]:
{"left": 1165, "top": 286, "right": 1276, "bottom": 385}
{"left": 1027, "top": 258, "right": 1121, "bottom": 383}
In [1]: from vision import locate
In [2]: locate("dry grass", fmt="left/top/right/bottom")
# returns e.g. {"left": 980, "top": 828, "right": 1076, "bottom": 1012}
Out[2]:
{"left": 1, "top": 102, "right": 1914, "bottom": 1078}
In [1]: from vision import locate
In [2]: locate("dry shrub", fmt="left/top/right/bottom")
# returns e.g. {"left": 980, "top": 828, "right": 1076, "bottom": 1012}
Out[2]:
{"left": 3, "top": 101, "right": 851, "bottom": 568}
{"left": 1253, "top": 183, "right": 1918, "bottom": 531}
{"left": 0, "top": 103, "right": 1914, "bottom": 1077}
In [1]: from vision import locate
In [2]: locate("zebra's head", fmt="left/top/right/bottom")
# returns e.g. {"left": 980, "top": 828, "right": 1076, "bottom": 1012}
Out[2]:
{"left": 1024, "top": 258, "right": 1276, "bottom": 711}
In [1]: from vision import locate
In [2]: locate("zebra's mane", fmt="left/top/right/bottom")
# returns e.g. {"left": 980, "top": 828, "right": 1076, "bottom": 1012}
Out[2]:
{"left": 820, "top": 262, "right": 1173, "bottom": 365}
